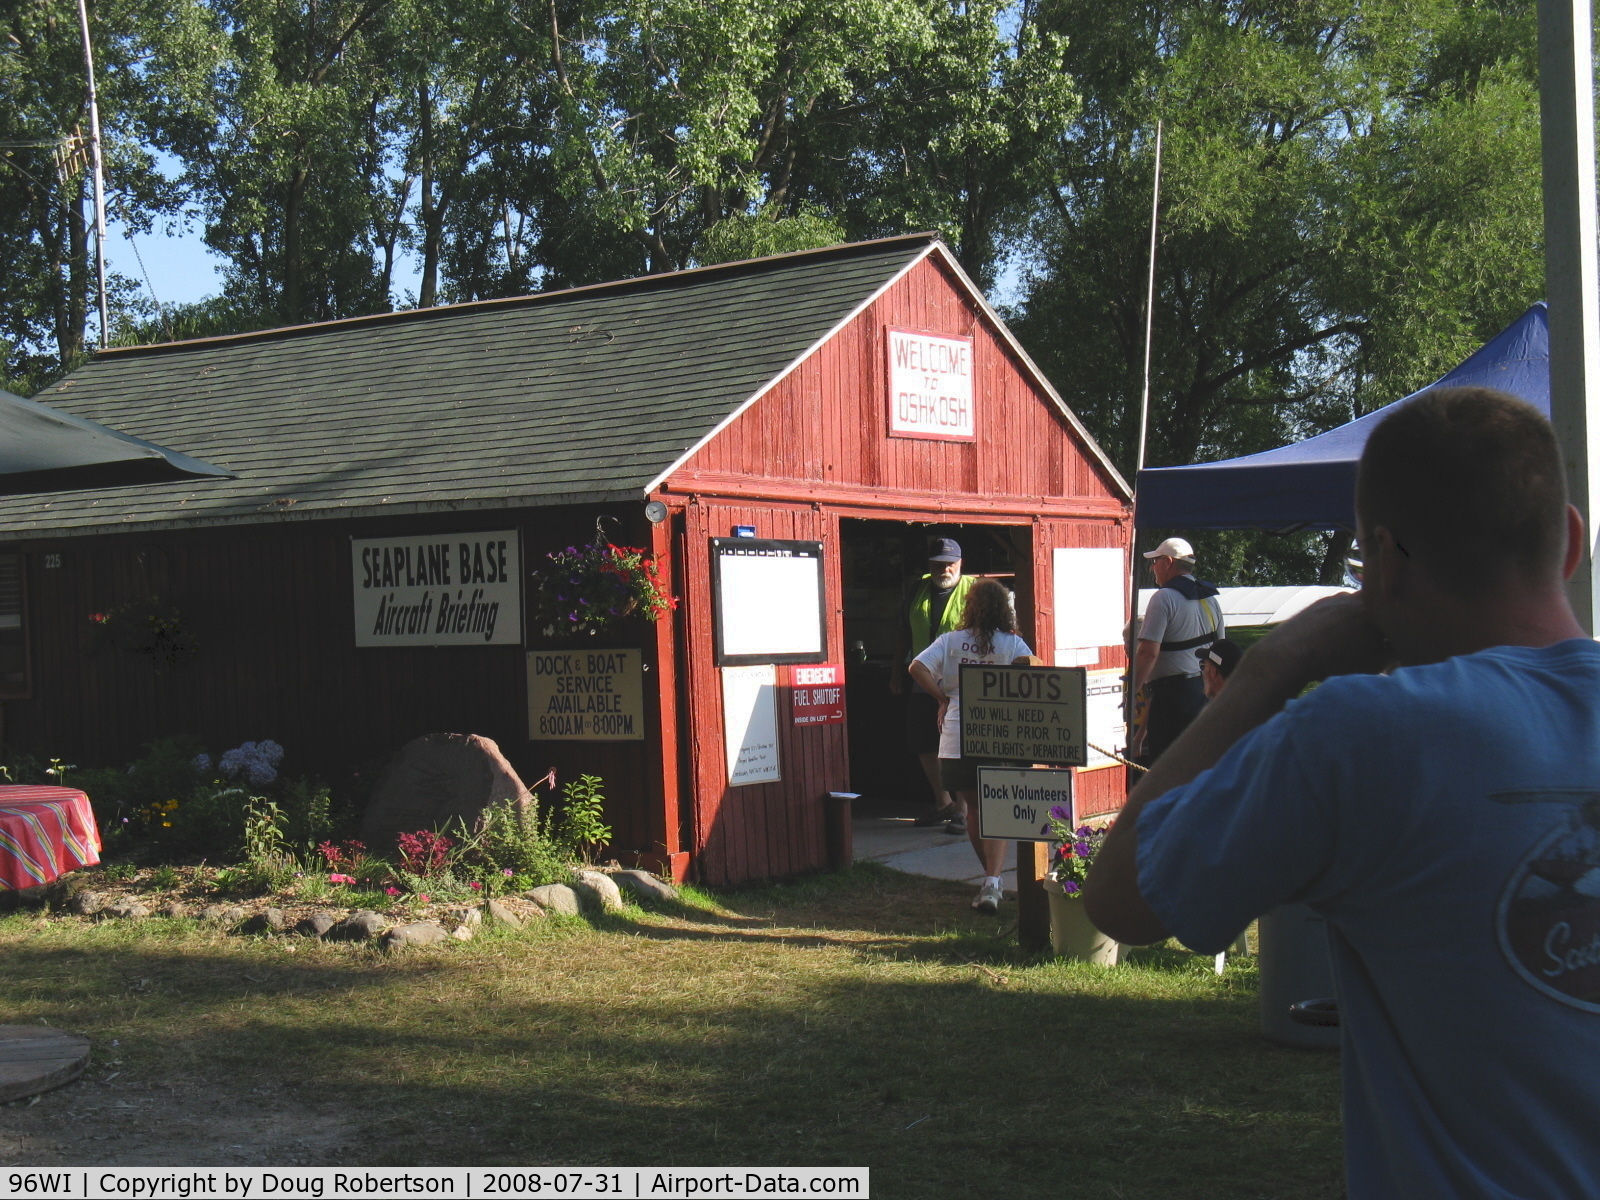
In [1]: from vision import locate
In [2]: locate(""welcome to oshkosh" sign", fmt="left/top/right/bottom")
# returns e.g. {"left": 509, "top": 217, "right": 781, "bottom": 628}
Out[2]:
{"left": 885, "top": 328, "right": 975, "bottom": 441}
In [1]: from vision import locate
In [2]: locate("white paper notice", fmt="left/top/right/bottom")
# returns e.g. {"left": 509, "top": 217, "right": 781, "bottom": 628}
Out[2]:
{"left": 723, "top": 665, "right": 781, "bottom": 786}
{"left": 1083, "top": 667, "right": 1128, "bottom": 770}
{"left": 718, "top": 552, "right": 823, "bottom": 658}
{"left": 1053, "top": 547, "right": 1126, "bottom": 660}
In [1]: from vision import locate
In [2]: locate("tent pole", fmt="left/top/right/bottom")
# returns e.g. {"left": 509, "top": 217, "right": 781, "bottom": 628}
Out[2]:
{"left": 1134, "top": 120, "right": 1163, "bottom": 480}
{"left": 1539, "top": 0, "right": 1600, "bottom": 636}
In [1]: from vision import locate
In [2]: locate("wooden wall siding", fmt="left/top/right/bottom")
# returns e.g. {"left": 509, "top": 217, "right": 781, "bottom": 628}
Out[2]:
{"left": 671, "top": 253, "right": 1125, "bottom": 511}
{"left": 1034, "top": 516, "right": 1132, "bottom": 819}
{"left": 2, "top": 503, "right": 675, "bottom": 863}
{"left": 676, "top": 500, "right": 845, "bottom": 885}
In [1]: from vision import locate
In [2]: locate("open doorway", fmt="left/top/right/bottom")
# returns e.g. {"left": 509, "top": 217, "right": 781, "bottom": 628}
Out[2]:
{"left": 839, "top": 518, "right": 1033, "bottom": 811}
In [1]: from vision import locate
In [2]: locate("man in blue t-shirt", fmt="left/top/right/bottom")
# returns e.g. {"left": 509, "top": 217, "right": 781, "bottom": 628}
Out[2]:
{"left": 1087, "top": 388, "right": 1600, "bottom": 1199}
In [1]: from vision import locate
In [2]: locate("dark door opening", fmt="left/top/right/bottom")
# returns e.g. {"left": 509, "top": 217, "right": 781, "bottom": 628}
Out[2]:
{"left": 839, "top": 518, "right": 1033, "bottom": 814}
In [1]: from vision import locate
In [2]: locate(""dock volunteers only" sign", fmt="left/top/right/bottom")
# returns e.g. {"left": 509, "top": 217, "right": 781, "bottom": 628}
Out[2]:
{"left": 958, "top": 664, "right": 1088, "bottom": 766}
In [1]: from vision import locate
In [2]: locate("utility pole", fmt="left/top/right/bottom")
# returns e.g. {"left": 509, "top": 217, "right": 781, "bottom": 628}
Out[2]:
{"left": 75, "top": 0, "right": 109, "bottom": 350}
{"left": 1539, "top": 0, "right": 1600, "bottom": 635}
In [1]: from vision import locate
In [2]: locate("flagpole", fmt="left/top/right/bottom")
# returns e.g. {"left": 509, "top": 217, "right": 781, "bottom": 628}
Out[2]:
{"left": 1134, "top": 119, "right": 1164, "bottom": 478}
{"left": 1126, "top": 120, "right": 1164, "bottom": 768}
{"left": 76, "top": 0, "right": 109, "bottom": 350}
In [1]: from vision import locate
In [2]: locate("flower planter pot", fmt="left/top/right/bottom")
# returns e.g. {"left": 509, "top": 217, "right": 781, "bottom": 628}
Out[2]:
{"left": 1041, "top": 877, "right": 1122, "bottom": 965}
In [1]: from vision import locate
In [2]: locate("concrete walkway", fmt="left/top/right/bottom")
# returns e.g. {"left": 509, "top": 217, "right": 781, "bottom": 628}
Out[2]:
{"left": 851, "top": 812, "right": 1016, "bottom": 894}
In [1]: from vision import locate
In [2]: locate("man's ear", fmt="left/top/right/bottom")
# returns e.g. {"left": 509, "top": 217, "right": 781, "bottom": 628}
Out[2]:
{"left": 1370, "top": 525, "right": 1408, "bottom": 600}
{"left": 1562, "top": 504, "right": 1586, "bottom": 581}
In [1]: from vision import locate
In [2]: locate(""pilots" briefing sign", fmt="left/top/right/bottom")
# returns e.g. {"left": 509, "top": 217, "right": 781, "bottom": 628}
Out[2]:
{"left": 352, "top": 531, "right": 522, "bottom": 646}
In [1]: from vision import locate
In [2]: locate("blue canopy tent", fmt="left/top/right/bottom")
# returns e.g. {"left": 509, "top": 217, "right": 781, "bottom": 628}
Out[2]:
{"left": 1134, "top": 303, "right": 1550, "bottom": 531}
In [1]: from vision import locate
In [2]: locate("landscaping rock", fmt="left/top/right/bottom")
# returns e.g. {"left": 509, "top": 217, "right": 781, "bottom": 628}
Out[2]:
{"left": 449, "top": 924, "right": 475, "bottom": 942}
{"left": 380, "top": 922, "right": 449, "bottom": 951}
{"left": 69, "top": 891, "right": 107, "bottom": 917}
{"left": 609, "top": 869, "right": 679, "bottom": 904}
{"left": 440, "top": 905, "right": 482, "bottom": 929}
{"left": 331, "top": 910, "right": 390, "bottom": 941}
{"left": 358, "top": 732, "right": 530, "bottom": 855}
{"left": 527, "top": 884, "right": 580, "bottom": 917}
{"left": 198, "top": 904, "right": 247, "bottom": 925}
{"left": 572, "top": 870, "right": 625, "bottom": 913}
{"left": 242, "top": 908, "right": 287, "bottom": 935}
{"left": 102, "top": 900, "right": 150, "bottom": 921}
{"left": 483, "top": 899, "right": 524, "bottom": 928}
{"left": 296, "top": 913, "right": 337, "bottom": 939}
{"left": 1, "top": 874, "right": 85, "bottom": 912}
{"left": 157, "top": 901, "right": 188, "bottom": 919}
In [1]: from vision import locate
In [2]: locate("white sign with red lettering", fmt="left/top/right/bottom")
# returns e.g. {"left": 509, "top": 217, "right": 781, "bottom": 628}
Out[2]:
{"left": 789, "top": 663, "right": 845, "bottom": 726}
{"left": 886, "top": 328, "right": 975, "bottom": 441}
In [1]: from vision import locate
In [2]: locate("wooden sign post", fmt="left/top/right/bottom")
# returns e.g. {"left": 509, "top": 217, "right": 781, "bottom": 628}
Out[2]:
{"left": 961, "top": 664, "right": 1089, "bottom": 954}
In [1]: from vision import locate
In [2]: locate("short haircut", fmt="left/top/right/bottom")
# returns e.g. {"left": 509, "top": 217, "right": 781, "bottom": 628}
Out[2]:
{"left": 1355, "top": 387, "right": 1567, "bottom": 593}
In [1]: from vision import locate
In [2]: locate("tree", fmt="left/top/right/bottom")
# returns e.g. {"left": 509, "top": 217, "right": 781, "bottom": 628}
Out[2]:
{"left": 1014, "top": 0, "right": 1542, "bottom": 584}
{"left": 0, "top": 0, "right": 219, "bottom": 389}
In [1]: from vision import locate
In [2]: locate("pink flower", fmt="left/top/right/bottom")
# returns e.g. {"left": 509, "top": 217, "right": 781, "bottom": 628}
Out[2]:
{"left": 502, "top": 868, "right": 514, "bottom": 877}
{"left": 384, "top": 886, "right": 401, "bottom": 896}
{"left": 469, "top": 881, "right": 482, "bottom": 890}
{"left": 328, "top": 873, "right": 354, "bottom": 884}
{"left": 418, "top": 894, "right": 430, "bottom": 904}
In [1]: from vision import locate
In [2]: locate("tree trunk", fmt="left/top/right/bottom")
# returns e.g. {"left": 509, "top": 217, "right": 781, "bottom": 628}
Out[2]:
{"left": 418, "top": 81, "right": 441, "bottom": 309}
{"left": 284, "top": 160, "right": 310, "bottom": 321}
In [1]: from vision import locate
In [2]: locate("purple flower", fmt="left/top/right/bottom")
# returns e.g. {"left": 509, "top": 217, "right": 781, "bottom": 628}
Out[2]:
{"left": 1063, "top": 881, "right": 1081, "bottom": 895}
{"left": 1049, "top": 805, "right": 1071, "bottom": 821}
{"left": 1076, "top": 825, "right": 1095, "bottom": 838}
{"left": 1074, "top": 841, "right": 1092, "bottom": 857}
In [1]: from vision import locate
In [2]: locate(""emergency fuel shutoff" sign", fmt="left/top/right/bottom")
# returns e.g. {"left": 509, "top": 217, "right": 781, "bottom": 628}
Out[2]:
{"left": 788, "top": 664, "right": 845, "bottom": 726}
{"left": 958, "top": 664, "right": 1087, "bottom": 766}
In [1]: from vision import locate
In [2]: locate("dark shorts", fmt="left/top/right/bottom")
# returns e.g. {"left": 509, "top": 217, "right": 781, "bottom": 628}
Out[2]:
{"left": 905, "top": 688, "right": 942, "bottom": 754}
{"left": 939, "top": 757, "right": 1025, "bottom": 794}
{"left": 1144, "top": 672, "right": 1207, "bottom": 762}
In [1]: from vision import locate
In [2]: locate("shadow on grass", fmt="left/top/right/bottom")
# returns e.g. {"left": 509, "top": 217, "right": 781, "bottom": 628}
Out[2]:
{"left": 0, "top": 927, "right": 1338, "bottom": 1198}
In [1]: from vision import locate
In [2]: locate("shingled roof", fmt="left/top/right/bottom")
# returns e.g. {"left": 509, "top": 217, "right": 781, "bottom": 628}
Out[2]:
{"left": 0, "top": 234, "right": 1121, "bottom": 537}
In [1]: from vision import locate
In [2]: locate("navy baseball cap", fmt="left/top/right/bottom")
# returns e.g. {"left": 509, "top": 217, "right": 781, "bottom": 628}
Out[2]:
{"left": 927, "top": 537, "right": 962, "bottom": 563}
{"left": 1197, "top": 638, "right": 1243, "bottom": 678}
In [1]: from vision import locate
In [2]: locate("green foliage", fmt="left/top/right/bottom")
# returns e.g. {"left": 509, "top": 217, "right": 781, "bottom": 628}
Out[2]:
{"left": 234, "top": 797, "right": 297, "bottom": 892}
{"left": 694, "top": 206, "right": 846, "bottom": 266}
{"left": 555, "top": 774, "right": 612, "bottom": 865}
{"left": 1, "top": 0, "right": 226, "bottom": 382}
{"left": 1015, "top": 0, "right": 1543, "bottom": 584}
{"left": 459, "top": 794, "right": 568, "bottom": 888}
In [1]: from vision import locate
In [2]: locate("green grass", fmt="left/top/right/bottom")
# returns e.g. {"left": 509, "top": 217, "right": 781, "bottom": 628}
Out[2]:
{"left": 0, "top": 864, "right": 1342, "bottom": 1197}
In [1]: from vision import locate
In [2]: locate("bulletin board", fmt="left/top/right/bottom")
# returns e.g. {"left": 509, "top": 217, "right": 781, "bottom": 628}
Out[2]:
{"left": 711, "top": 538, "right": 827, "bottom": 666}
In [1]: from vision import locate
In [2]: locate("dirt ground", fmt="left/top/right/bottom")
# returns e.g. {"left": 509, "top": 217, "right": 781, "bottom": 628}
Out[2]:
{"left": 0, "top": 1072, "right": 366, "bottom": 1166}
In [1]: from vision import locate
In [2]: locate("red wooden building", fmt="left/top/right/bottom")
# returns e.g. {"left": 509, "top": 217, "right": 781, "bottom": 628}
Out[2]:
{"left": 0, "top": 234, "right": 1132, "bottom": 884}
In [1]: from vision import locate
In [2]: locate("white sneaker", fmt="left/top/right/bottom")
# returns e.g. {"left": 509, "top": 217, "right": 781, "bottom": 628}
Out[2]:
{"left": 971, "top": 881, "right": 1002, "bottom": 913}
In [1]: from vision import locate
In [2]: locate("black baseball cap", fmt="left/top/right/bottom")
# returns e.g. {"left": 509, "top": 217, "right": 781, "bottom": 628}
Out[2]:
{"left": 1197, "top": 638, "right": 1243, "bottom": 678}
{"left": 927, "top": 537, "right": 962, "bottom": 563}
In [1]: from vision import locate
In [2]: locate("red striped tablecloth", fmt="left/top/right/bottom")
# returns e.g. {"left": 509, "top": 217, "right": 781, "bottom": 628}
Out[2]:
{"left": 0, "top": 787, "right": 102, "bottom": 891}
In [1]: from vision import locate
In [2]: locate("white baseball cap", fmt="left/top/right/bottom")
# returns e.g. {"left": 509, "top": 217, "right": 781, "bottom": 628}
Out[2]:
{"left": 1142, "top": 537, "right": 1195, "bottom": 562}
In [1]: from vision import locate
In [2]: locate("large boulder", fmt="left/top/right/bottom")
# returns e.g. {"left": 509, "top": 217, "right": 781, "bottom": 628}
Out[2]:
{"left": 358, "top": 733, "right": 530, "bottom": 853}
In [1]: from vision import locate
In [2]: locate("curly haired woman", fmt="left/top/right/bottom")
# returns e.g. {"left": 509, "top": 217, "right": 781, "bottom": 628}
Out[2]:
{"left": 908, "top": 577, "right": 1032, "bottom": 914}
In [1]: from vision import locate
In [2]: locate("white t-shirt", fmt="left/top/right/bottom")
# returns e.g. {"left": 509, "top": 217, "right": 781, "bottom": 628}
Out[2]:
{"left": 913, "top": 628, "right": 1033, "bottom": 759}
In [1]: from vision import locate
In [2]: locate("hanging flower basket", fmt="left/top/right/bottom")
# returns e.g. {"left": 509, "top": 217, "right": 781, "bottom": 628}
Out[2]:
{"left": 88, "top": 597, "right": 199, "bottom": 667}
{"left": 529, "top": 535, "right": 675, "bottom": 637}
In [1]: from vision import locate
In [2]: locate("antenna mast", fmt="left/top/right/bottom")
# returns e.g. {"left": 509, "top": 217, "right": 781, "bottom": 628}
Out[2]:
{"left": 76, "top": 0, "right": 109, "bottom": 349}
{"left": 1134, "top": 120, "right": 1164, "bottom": 477}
